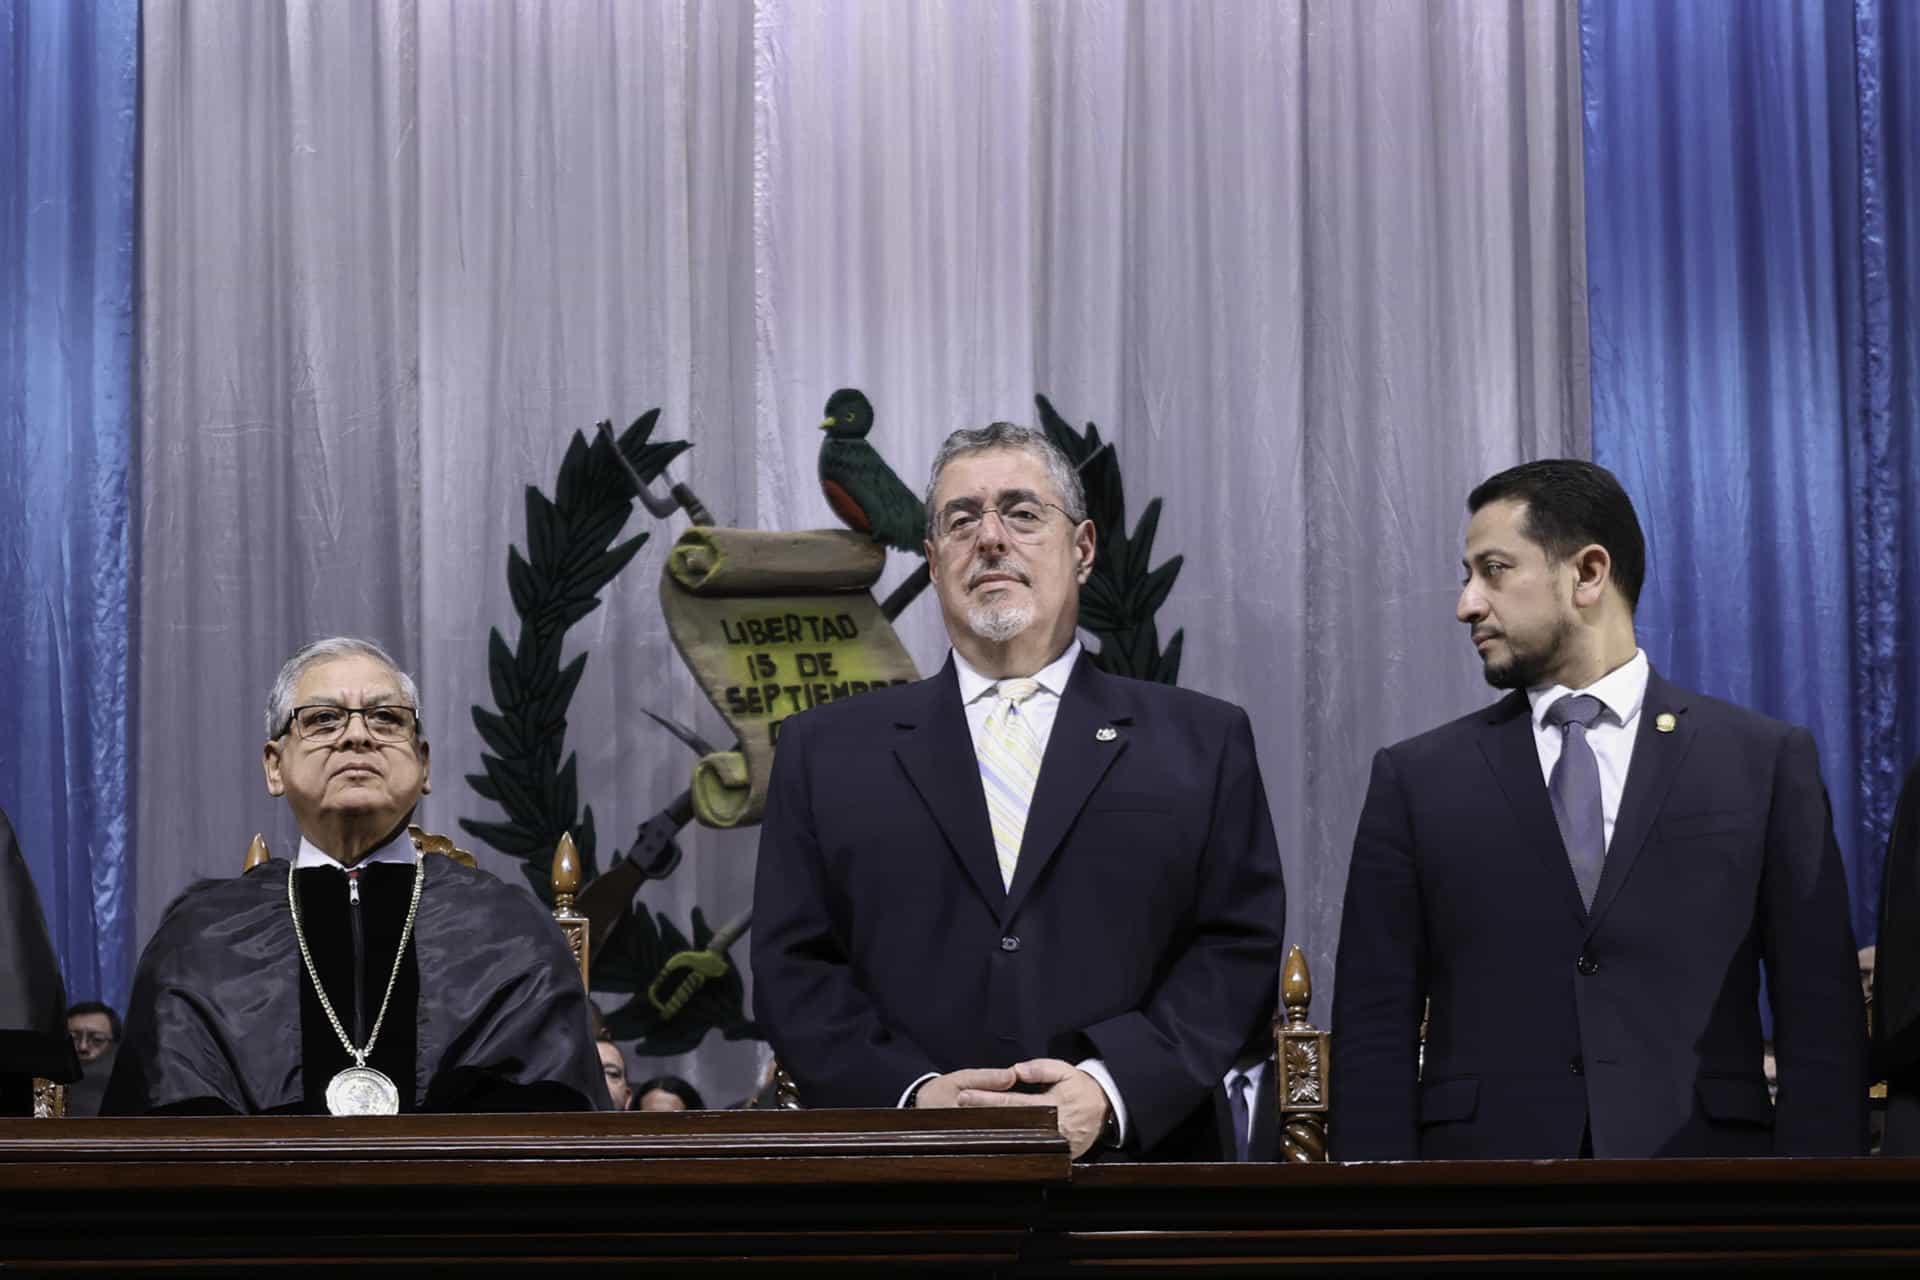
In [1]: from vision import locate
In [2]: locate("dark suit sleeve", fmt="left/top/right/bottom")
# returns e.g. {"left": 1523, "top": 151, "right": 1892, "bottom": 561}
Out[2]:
{"left": 1329, "top": 746, "right": 1424, "bottom": 1161}
{"left": 1079, "top": 708, "right": 1286, "bottom": 1152}
{"left": 1760, "top": 727, "right": 1870, "bottom": 1154}
{"left": 1874, "top": 757, "right": 1920, "bottom": 1076}
{"left": 751, "top": 713, "right": 940, "bottom": 1106}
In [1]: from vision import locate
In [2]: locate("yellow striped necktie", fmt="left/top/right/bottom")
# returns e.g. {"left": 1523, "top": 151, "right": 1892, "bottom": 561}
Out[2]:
{"left": 978, "top": 678, "right": 1044, "bottom": 890}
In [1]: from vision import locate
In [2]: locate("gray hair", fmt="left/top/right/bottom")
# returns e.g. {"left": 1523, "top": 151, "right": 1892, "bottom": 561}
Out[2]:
{"left": 922, "top": 422, "right": 1087, "bottom": 539}
{"left": 265, "top": 636, "right": 423, "bottom": 740}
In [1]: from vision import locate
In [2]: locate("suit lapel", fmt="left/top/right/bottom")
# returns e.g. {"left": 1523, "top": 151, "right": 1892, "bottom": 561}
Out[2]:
{"left": 892, "top": 658, "right": 1007, "bottom": 924}
{"left": 1003, "top": 654, "right": 1130, "bottom": 923}
{"left": 1586, "top": 670, "right": 1695, "bottom": 931}
{"left": 1476, "top": 691, "right": 1590, "bottom": 927}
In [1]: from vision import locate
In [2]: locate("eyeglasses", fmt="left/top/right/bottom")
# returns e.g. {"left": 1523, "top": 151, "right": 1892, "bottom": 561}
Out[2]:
{"left": 936, "top": 501, "right": 1074, "bottom": 544}
{"left": 70, "top": 1030, "right": 112, "bottom": 1049}
{"left": 282, "top": 704, "right": 419, "bottom": 744}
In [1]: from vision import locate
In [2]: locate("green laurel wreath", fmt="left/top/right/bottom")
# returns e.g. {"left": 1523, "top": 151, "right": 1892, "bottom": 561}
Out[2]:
{"left": 460, "top": 412, "right": 691, "bottom": 900}
{"left": 1036, "top": 394, "right": 1185, "bottom": 683}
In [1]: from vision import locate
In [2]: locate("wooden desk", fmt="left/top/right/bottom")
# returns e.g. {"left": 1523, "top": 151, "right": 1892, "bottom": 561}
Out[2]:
{"left": 5, "top": 1111, "right": 1920, "bottom": 1273}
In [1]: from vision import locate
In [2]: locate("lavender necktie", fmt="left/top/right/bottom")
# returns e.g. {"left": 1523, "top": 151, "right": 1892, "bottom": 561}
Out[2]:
{"left": 1544, "top": 693, "right": 1607, "bottom": 910}
{"left": 1228, "top": 1072, "right": 1252, "bottom": 1162}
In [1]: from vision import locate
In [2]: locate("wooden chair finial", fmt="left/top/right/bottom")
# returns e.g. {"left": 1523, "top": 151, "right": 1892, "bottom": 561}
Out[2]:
{"left": 1282, "top": 943, "right": 1313, "bottom": 1025}
{"left": 550, "top": 834, "right": 589, "bottom": 990}
{"left": 552, "top": 832, "right": 581, "bottom": 903}
{"left": 1275, "top": 944, "right": 1330, "bottom": 1162}
{"left": 243, "top": 833, "right": 270, "bottom": 872}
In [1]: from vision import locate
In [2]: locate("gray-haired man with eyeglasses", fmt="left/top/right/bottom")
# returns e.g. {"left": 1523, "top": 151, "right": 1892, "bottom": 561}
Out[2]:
{"left": 105, "top": 637, "right": 607, "bottom": 1116}
{"left": 754, "top": 423, "right": 1285, "bottom": 1160}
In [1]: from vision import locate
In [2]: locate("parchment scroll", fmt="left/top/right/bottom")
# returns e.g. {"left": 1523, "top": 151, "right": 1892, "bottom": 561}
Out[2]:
{"left": 660, "top": 528, "right": 920, "bottom": 827}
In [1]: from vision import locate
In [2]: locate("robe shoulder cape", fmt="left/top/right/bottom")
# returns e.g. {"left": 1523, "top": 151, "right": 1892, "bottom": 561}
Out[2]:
{"left": 104, "top": 857, "right": 607, "bottom": 1114}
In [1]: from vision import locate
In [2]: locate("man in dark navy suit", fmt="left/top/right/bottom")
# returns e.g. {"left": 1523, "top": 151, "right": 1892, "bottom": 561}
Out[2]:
{"left": 1332, "top": 460, "right": 1867, "bottom": 1160}
{"left": 752, "top": 422, "right": 1284, "bottom": 1159}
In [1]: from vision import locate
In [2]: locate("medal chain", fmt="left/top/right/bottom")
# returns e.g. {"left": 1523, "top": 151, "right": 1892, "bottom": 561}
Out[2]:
{"left": 287, "top": 852, "right": 426, "bottom": 1070}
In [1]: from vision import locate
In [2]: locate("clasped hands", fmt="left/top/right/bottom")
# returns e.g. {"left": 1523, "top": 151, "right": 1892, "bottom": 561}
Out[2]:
{"left": 913, "top": 1058, "right": 1110, "bottom": 1158}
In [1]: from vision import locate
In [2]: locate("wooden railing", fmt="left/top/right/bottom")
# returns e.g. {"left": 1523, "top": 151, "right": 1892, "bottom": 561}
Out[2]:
{"left": 4, "top": 1111, "right": 1919, "bottom": 1272}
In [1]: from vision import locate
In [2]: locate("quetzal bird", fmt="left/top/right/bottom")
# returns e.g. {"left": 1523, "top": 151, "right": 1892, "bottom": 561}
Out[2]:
{"left": 817, "top": 389, "right": 927, "bottom": 554}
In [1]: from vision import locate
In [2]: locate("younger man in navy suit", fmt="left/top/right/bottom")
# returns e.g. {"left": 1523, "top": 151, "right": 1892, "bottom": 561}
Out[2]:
{"left": 1332, "top": 460, "right": 1866, "bottom": 1160}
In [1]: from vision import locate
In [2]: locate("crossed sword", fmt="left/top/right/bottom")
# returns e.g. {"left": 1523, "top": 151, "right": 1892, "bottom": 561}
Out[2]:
{"left": 571, "top": 710, "right": 753, "bottom": 1019}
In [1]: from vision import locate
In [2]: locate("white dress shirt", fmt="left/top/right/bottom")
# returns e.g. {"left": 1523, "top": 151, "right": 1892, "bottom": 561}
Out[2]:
{"left": 901, "top": 641, "right": 1130, "bottom": 1148}
{"left": 1525, "top": 648, "right": 1650, "bottom": 851}
{"left": 954, "top": 639, "right": 1081, "bottom": 757}
{"left": 295, "top": 826, "right": 418, "bottom": 871}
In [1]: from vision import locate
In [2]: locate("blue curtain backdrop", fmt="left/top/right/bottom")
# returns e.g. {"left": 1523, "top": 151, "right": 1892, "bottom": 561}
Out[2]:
{"left": 1582, "top": 0, "right": 1919, "bottom": 943}
{"left": 0, "top": 0, "right": 138, "bottom": 1004}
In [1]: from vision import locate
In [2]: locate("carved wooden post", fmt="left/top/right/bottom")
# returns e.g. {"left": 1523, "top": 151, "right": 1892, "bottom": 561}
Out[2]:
{"left": 1274, "top": 944, "right": 1330, "bottom": 1163}
{"left": 243, "top": 833, "right": 269, "bottom": 872}
{"left": 550, "top": 833, "right": 590, "bottom": 990}
{"left": 772, "top": 1061, "right": 804, "bottom": 1110}
{"left": 30, "top": 1078, "right": 65, "bottom": 1119}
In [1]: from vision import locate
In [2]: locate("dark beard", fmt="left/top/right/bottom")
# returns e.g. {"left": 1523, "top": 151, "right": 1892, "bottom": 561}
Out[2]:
{"left": 1479, "top": 616, "right": 1575, "bottom": 690}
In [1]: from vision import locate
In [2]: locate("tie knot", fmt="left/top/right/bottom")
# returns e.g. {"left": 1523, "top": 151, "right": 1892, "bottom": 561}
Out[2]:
{"left": 995, "top": 678, "right": 1041, "bottom": 707}
{"left": 1545, "top": 692, "right": 1605, "bottom": 732}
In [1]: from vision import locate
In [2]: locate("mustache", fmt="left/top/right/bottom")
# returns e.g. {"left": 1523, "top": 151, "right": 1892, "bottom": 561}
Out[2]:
{"left": 967, "top": 559, "right": 1031, "bottom": 590}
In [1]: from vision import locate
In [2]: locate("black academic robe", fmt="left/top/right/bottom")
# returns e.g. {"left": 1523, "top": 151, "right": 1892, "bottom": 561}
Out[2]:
{"left": 0, "top": 807, "right": 80, "bottom": 1113}
{"left": 1874, "top": 755, "right": 1920, "bottom": 1153}
{"left": 104, "top": 857, "right": 607, "bottom": 1115}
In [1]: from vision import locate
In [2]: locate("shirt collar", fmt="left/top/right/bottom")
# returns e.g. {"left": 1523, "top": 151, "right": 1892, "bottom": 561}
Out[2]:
{"left": 953, "top": 639, "right": 1083, "bottom": 707}
{"left": 1527, "top": 648, "right": 1650, "bottom": 730}
{"left": 295, "top": 824, "right": 419, "bottom": 871}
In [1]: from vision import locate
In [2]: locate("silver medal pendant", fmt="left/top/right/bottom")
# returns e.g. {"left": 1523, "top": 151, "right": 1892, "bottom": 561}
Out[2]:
{"left": 326, "top": 1064, "right": 401, "bottom": 1116}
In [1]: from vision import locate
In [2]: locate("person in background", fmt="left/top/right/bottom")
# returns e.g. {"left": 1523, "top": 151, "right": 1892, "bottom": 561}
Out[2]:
{"left": 1146, "top": 1014, "right": 1281, "bottom": 1161}
{"left": 63, "top": 1001, "right": 122, "bottom": 1117}
{"left": 634, "top": 1074, "right": 705, "bottom": 1112}
{"left": 597, "top": 1041, "right": 632, "bottom": 1110}
{"left": 66, "top": 1002, "right": 119, "bottom": 1065}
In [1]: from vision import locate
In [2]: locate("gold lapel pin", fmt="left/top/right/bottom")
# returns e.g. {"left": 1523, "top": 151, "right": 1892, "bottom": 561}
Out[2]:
{"left": 1095, "top": 726, "right": 1118, "bottom": 742}
{"left": 1655, "top": 712, "right": 1677, "bottom": 734}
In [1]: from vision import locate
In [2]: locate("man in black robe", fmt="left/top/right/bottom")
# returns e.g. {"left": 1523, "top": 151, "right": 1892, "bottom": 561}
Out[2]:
{"left": 0, "top": 806, "right": 81, "bottom": 1114}
{"left": 1873, "top": 754, "right": 1920, "bottom": 1153}
{"left": 106, "top": 637, "right": 606, "bottom": 1115}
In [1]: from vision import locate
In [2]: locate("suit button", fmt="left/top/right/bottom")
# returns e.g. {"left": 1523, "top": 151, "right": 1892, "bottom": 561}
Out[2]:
{"left": 1576, "top": 955, "right": 1599, "bottom": 976}
{"left": 1569, "top": 1056, "right": 1585, "bottom": 1075}
{"left": 1000, "top": 935, "right": 1021, "bottom": 953}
